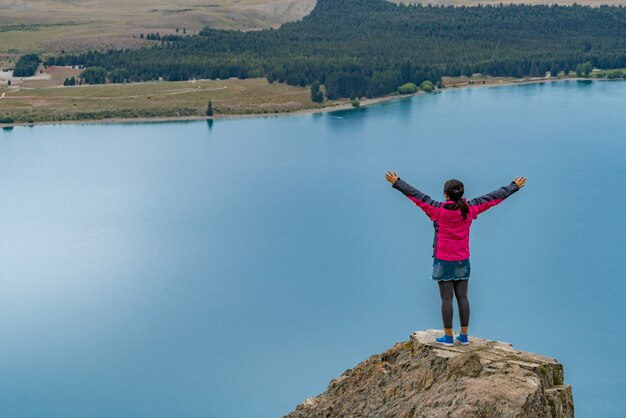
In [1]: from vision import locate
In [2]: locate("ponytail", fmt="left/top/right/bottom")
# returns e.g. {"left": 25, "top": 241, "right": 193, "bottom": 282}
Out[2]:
{"left": 443, "top": 179, "right": 469, "bottom": 220}
{"left": 455, "top": 197, "right": 469, "bottom": 221}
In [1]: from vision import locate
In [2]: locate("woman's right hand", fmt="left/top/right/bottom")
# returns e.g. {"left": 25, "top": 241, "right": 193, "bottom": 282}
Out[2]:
{"left": 385, "top": 171, "right": 398, "bottom": 185}
{"left": 514, "top": 176, "right": 527, "bottom": 189}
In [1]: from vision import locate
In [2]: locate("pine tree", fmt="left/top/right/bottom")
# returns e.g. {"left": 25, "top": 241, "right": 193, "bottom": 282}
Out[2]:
{"left": 207, "top": 100, "right": 214, "bottom": 116}
{"left": 311, "top": 82, "right": 324, "bottom": 103}
{"left": 529, "top": 62, "right": 541, "bottom": 77}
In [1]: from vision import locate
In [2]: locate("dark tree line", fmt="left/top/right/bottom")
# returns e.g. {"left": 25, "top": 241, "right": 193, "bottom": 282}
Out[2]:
{"left": 310, "top": 82, "right": 324, "bottom": 102}
{"left": 13, "top": 54, "right": 40, "bottom": 77}
{"left": 141, "top": 33, "right": 186, "bottom": 42}
{"left": 44, "top": 0, "right": 626, "bottom": 99}
{"left": 80, "top": 67, "right": 107, "bottom": 84}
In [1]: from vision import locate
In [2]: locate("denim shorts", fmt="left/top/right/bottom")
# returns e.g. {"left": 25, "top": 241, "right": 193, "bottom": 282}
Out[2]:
{"left": 432, "top": 258, "right": 470, "bottom": 281}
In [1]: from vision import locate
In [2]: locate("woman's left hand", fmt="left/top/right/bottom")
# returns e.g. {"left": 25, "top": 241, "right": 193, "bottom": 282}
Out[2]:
{"left": 385, "top": 171, "right": 398, "bottom": 184}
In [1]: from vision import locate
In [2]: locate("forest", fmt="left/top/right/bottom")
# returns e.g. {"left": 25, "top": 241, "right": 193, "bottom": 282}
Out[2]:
{"left": 43, "top": 0, "right": 626, "bottom": 99}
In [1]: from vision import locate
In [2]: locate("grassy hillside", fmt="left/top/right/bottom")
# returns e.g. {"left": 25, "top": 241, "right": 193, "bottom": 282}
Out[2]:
{"left": 0, "top": 0, "right": 316, "bottom": 66}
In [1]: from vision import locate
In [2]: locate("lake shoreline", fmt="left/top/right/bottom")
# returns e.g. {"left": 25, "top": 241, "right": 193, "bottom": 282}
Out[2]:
{"left": 0, "top": 77, "right": 604, "bottom": 128}
{"left": 2, "top": 78, "right": 624, "bottom": 418}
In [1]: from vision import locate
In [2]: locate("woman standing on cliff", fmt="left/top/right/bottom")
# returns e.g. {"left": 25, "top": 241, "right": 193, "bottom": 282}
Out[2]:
{"left": 385, "top": 172, "right": 526, "bottom": 346}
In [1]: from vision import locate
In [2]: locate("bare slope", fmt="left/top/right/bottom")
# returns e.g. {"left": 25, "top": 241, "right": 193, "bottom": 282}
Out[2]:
{"left": 0, "top": 0, "right": 316, "bottom": 60}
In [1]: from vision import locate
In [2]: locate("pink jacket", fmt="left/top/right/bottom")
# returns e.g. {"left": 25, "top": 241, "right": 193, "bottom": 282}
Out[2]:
{"left": 392, "top": 178, "right": 520, "bottom": 261}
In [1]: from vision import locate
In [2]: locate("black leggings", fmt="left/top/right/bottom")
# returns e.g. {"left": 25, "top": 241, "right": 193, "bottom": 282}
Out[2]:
{"left": 437, "top": 279, "right": 470, "bottom": 329}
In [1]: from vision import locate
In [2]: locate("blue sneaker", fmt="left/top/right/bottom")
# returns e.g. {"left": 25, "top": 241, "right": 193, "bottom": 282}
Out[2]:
{"left": 456, "top": 333, "right": 469, "bottom": 345}
{"left": 435, "top": 334, "right": 454, "bottom": 347}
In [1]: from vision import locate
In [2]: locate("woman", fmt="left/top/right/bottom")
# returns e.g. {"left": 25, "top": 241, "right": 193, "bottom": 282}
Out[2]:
{"left": 385, "top": 171, "right": 526, "bottom": 346}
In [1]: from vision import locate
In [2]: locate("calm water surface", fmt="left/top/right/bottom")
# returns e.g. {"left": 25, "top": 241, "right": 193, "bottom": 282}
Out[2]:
{"left": 1, "top": 80, "right": 624, "bottom": 417}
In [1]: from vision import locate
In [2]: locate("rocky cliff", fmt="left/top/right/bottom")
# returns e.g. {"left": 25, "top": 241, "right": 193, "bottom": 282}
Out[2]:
{"left": 286, "top": 330, "right": 573, "bottom": 418}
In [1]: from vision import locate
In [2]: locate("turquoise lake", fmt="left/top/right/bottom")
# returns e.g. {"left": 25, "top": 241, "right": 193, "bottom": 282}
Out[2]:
{"left": 1, "top": 80, "right": 624, "bottom": 417}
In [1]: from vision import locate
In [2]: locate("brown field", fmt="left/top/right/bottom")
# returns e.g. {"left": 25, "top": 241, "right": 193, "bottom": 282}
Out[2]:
{"left": 0, "top": 0, "right": 316, "bottom": 66}
{"left": 0, "top": 69, "right": 341, "bottom": 123}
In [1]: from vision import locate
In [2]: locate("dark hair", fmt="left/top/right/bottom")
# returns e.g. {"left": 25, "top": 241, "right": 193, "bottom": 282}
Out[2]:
{"left": 443, "top": 179, "right": 469, "bottom": 220}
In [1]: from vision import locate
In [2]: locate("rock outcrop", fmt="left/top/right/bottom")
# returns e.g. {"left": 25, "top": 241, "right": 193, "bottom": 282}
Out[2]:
{"left": 286, "top": 330, "right": 573, "bottom": 418}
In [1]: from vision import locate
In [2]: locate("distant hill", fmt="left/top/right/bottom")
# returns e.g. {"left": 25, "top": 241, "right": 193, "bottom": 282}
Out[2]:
{"left": 0, "top": 0, "right": 316, "bottom": 63}
{"left": 2, "top": 0, "right": 623, "bottom": 65}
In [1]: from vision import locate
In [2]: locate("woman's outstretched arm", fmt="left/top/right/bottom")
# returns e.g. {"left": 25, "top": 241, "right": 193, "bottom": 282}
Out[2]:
{"left": 468, "top": 176, "right": 526, "bottom": 217}
{"left": 386, "top": 171, "right": 441, "bottom": 220}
